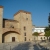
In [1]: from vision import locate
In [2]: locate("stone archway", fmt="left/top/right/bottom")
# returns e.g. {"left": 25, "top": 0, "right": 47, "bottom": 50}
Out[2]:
{"left": 2, "top": 31, "right": 20, "bottom": 43}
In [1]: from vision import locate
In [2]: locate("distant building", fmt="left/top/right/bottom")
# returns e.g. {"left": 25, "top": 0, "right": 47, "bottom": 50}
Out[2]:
{"left": 32, "top": 26, "right": 47, "bottom": 40}
{"left": 32, "top": 26, "right": 45, "bottom": 33}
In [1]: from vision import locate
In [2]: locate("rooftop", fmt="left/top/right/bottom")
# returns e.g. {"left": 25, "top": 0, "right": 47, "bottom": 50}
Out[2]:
{"left": 14, "top": 10, "right": 31, "bottom": 16}
{"left": 3, "top": 18, "right": 18, "bottom": 22}
{"left": 0, "top": 6, "right": 3, "bottom": 8}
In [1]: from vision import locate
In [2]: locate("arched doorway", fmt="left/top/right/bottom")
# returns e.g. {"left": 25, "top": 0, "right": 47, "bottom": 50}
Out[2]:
{"left": 2, "top": 31, "right": 19, "bottom": 43}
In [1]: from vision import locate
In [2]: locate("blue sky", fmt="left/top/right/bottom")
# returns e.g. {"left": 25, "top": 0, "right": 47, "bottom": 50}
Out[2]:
{"left": 0, "top": 0, "right": 50, "bottom": 27}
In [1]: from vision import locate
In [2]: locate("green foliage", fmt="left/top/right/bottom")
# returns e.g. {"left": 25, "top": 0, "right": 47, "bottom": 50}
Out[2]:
{"left": 32, "top": 32, "right": 39, "bottom": 36}
{"left": 45, "top": 27, "right": 50, "bottom": 37}
{"left": 44, "top": 30, "right": 50, "bottom": 37}
{"left": 45, "top": 27, "right": 50, "bottom": 32}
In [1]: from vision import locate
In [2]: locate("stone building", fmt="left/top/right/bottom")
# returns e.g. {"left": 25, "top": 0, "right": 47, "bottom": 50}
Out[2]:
{"left": 0, "top": 6, "right": 32, "bottom": 43}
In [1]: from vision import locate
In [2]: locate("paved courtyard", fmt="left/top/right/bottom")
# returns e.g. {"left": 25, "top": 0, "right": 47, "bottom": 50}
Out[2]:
{"left": 0, "top": 41, "right": 50, "bottom": 50}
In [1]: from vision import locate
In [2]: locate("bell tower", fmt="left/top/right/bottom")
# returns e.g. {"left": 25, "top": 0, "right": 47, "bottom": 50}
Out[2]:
{"left": 0, "top": 6, "right": 3, "bottom": 43}
{"left": 14, "top": 10, "right": 32, "bottom": 42}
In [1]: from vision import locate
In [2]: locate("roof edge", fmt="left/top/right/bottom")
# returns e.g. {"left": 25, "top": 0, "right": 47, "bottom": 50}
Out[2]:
{"left": 0, "top": 6, "right": 3, "bottom": 8}
{"left": 14, "top": 10, "right": 31, "bottom": 16}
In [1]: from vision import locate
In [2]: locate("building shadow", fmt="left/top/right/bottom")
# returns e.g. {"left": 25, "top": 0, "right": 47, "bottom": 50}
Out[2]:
{"left": 12, "top": 42, "right": 31, "bottom": 50}
{"left": 33, "top": 44, "right": 40, "bottom": 50}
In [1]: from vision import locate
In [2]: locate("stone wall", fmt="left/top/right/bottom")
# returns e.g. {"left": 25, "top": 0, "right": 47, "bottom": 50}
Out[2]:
{"left": 3, "top": 20, "right": 19, "bottom": 28}
{"left": 0, "top": 6, "right": 3, "bottom": 43}
{"left": 14, "top": 10, "right": 32, "bottom": 42}
{"left": 3, "top": 32, "right": 20, "bottom": 43}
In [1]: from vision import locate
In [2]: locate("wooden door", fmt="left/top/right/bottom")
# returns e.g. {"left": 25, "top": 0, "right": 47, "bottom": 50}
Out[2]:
{"left": 12, "top": 37, "right": 15, "bottom": 42}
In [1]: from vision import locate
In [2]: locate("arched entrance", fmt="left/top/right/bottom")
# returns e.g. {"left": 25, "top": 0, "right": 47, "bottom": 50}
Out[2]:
{"left": 2, "top": 31, "right": 20, "bottom": 43}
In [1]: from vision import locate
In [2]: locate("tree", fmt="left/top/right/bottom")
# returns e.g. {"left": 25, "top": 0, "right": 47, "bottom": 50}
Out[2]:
{"left": 45, "top": 31, "right": 50, "bottom": 37}
{"left": 33, "top": 32, "right": 39, "bottom": 36}
{"left": 45, "top": 27, "right": 50, "bottom": 31}
{"left": 44, "top": 13, "right": 50, "bottom": 41}
{"left": 32, "top": 32, "right": 39, "bottom": 41}
{"left": 44, "top": 27, "right": 50, "bottom": 40}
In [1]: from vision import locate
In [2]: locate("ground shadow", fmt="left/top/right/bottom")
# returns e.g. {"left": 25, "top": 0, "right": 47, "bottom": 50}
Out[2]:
{"left": 33, "top": 44, "right": 40, "bottom": 50}
{"left": 12, "top": 42, "right": 31, "bottom": 50}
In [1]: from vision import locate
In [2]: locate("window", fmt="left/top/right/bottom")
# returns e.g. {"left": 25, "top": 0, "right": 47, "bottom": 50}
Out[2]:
{"left": 41, "top": 37, "right": 42, "bottom": 40}
{"left": 26, "top": 18, "right": 28, "bottom": 20}
{"left": 44, "top": 37, "right": 45, "bottom": 39}
{"left": 10, "top": 25, "right": 14, "bottom": 28}
{"left": 12, "top": 37, "right": 15, "bottom": 42}
{"left": 24, "top": 37, "right": 26, "bottom": 41}
{"left": 29, "top": 39, "right": 30, "bottom": 41}
{"left": 24, "top": 32, "right": 26, "bottom": 36}
{"left": 24, "top": 26, "right": 26, "bottom": 30}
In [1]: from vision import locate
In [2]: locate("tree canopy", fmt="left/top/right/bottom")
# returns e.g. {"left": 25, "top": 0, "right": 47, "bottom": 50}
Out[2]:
{"left": 44, "top": 27, "right": 50, "bottom": 37}
{"left": 32, "top": 32, "right": 39, "bottom": 36}
{"left": 44, "top": 30, "right": 50, "bottom": 37}
{"left": 45, "top": 27, "right": 50, "bottom": 31}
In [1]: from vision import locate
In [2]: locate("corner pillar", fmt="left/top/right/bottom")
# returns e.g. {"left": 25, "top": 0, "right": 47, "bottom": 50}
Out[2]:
{"left": 0, "top": 34, "right": 2, "bottom": 43}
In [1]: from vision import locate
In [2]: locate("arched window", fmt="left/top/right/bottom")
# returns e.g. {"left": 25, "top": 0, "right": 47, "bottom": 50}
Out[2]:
{"left": 44, "top": 37, "right": 45, "bottom": 39}
{"left": 41, "top": 37, "right": 42, "bottom": 40}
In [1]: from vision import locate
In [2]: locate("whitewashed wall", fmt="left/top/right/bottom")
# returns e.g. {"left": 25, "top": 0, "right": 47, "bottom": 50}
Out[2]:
{"left": 32, "top": 27, "right": 47, "bottom": 40}
{"left": 32, "top": 27, "right": 45, "bottom": 33}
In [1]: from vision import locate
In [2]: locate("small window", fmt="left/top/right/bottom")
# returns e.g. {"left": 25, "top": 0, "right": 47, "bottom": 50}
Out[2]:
{"left": 10, "top": 25, "right": 14, "bottom": 28}
{"left": 24, "top": 26, "right": 26, "bottom": 30}
{"left": 44, "top": 37, "right": 45, "bottom": 39}
{"left": 26, "top": 18, "right": 28, "bottom": 20}
{"left": 24, "top": 32, "right": 26, "bottom": 36}
{"left": 41, "top": 37, "right": 42, "bottom": 40}
{"left": 29, "top": 39, "right": 30, "bottom": 41}
{"left": 24, "top": 37, "right": 26, "bottom": 41}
